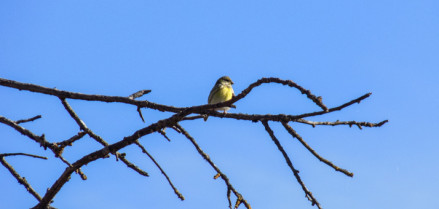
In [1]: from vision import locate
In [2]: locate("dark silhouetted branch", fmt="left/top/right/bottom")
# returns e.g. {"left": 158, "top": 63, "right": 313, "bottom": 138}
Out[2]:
{"left": 15, "top": 115, "right": 42, "bottom": 124}
{"left": 0, "top": 154, "right": 46, "bottom": 201}
{"left": 0, "top": 77, "right": 387, "bottom": 209}
{"left": 33, "top": 111, "right": 191, "bottom": 209}
{"left": 60, "top": 98, "right": 149, "bottom": 178}
{"left": 117, "top": 153, "right": 149, "bottom": 177}
{"left": 282, "top": 122, "right": 353, "bottom": 177}
{"left": 0, "top": 152, "right": 47, "bottom": 159}
{"left": 230, "top": 77, "right": 327, "bottom": 111}
{"left": 134, "top": 140, "right": 184, "bottom": 200}
{"left": 56, "top": 131, "right": 87, "bottom": 151}
{"left": 60, "top": 98, "right": 109, "bottom": 146}
{"left": 262, "top": 120, "right": 321, "bottom": 209}
{"left": 296, "top": 118, "right": 389, "bottom": 128}
{"left": 175, "top": 123, "right": 251, "bottom": 209}
{"left": 158, "top": 129, "right": 171, "bottom": 142}
{"left": 0, "top": 115, "right": 55, "bottom": 151}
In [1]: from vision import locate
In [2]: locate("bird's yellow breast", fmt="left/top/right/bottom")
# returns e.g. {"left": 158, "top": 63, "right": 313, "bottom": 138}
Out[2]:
{"left": 210, "top": 85, "right": 234, "bottom": 104}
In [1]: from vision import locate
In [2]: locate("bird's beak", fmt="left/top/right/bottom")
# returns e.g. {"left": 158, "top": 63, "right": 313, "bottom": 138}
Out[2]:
{"left": 231, "top": 81, "right": 234, "bottom": 85}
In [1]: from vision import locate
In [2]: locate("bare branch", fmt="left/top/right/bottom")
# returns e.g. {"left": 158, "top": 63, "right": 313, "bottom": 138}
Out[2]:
{"left": 33, "top": 111, "right": 191, "bottom": 208}
{"left": 232, "top": 77, "right": 327, "bottom": 111}
{"left": 60, "top": 98, "right": 109, "bottom": 146}
{"left": 193, "top": 93, "right": 374, "bottom": 123}
{"left": 134, "top": 141, "right": 184, "bottom": 200}
{"left": 282, "top": 122, "right": 354, "bottom": 177}
{"left": 137, "top": 106, "right": 145, "bottom": 122}
{"left": 15, "top": 115, "right": 42, "bottom": 124}
{"left": 175, "top": 123, "right": 251, "bottom": 209}
{"left": 0, "top": 156, "right": 43, "bottom": 201}
{"left": 117, "top": 153, "right": 149, "bottom": 177}
{"left": 0, "top": 77, "right": 183, "bottom": 112}
{"left": 158, "top": 129, "right": 171, "bottom": 142}
{"left": 296, "top": 118, "right": 389, "bottom": 128}
{"left": 60, "top": 98, "right": 152, "bottom": 178}
{"left": 0, "top": 77, "right": 327, "bottom": 114}
{"left": 0, "top": 77, "right": 387, "bottom": 209}
{"left": 56, "top": 131, "right": 87, "bottom": 151}
{"left": 0, "top": 115, "right": 56, "bottom": 151}
{"left": 0, "top": 152, "right": 47, "bottom": 160}
{"left": 262, "top": 120, "right": 321, "bottom": 209}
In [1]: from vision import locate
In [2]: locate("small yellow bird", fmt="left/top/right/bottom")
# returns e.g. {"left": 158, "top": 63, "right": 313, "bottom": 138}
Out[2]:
{"left": 208, "top": 76, "right": 235, "bottom": 113}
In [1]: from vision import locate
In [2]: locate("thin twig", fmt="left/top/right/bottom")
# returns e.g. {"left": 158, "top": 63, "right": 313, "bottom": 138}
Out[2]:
{"left": 181, "top": 115, "right": 205, "bottom": 121}
{"left": 15, "top": 115, "right": 42, "bottom": 124}
{"left": 158, "top": 129, "right": 171, "bottom": 142}
{"left": 56, "top": 131, "right": 87, "bottom": 151}
{"left": 60, "top": 98, "right": 151, "bottom": 179}
{"left": 117, "top": 153, "right": 149, "bottom": 177}
{"left": 262, "top": 120, "right": 321, "bottom": 209}
{"left": 0, "top": 115, "right": 56, "bottom": 151}
{"left": 175, "top": 123, "right": 251, "bottom": 209}
{"left": 137, "top": 106, "right": 145, "bottom": 122}
{"left": 295, "top": 118, "right": 389, "bottom": 128}
{"left": 282, "top": 122, "right": 354, "bottom": 177}
{"left": 134, "top": 140, "right": 184, "bottom": 200}
{"left": 0, "top": 156, "right": 42, "bottom": 201}
{"left": 60, "top": 98, "right": 109, "bottom": 146}
{"left": 0, "top": 153, "right": 47, "bottom": 160}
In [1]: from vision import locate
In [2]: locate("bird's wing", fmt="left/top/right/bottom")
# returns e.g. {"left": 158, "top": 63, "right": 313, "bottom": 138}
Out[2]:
{"left": 208, "top": 85, "right": 221, "bottom": 104}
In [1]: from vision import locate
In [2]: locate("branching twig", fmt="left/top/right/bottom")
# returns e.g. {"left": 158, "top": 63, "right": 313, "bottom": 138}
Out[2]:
{"left": 56, "top": 131, "right": 87, "bottom": 151}
{"left": 262, "top": 120, "right": 321, "bottom": 209}
{"left": 32, "top": 111, "right": 191, "bottom": 209}
{"left": 60, "top": 98, "right": 109, "bottom": 146}
{"left": 60, "top": 98, "right": 149, "bottom": 178}
{"left": 134, "top": 140, "right": 184, "bottom": 200}
{"left": 0, "top": 77, "right": 388, "bottom": 209}
{"left": 0, "top": 154, "right": 46, "bottom": 201}
{"left": 0, "top": 115, "right": 55, "bottom": 151}
{"left": 175, "top": 123, "right": 251, "bottom": 209}
{"left": 282, "top": 122, "right": 354, "bottom": 177}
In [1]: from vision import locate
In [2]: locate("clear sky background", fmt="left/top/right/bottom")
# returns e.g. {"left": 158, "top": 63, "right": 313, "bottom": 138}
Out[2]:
{"left": 1, "top": 1, "right": 438, "bottom": 209}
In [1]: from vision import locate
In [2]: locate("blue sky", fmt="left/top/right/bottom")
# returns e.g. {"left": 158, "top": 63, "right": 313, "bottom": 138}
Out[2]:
{"left": 1, "top": 1, "right": 438, "bottom": 209}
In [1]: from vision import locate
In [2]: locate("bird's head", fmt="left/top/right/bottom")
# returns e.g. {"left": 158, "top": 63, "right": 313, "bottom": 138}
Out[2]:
{"left": 216, "top": 76, "right": 234, "bottom": 86}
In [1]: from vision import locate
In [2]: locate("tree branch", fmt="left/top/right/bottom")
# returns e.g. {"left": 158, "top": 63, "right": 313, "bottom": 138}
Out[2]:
{"left": 0, "top": 152, "right": 47, "bottom": 159}
{"left": 295, "top": 118, "right": 389, "bottom": 128}
{"left": 262, "top": 120, "right": 321, "bottom": 208}
{"left": 282, "top": 122, "right": 353, "bottom": 177}
{"left": 117, "top": 153, "right": 149, "bottom": 177}
{"left": 33, "top": 111, "right": 191, "bottom": 209}
{"left": 0, "top": 115, "right": 56, "bottom": 151}
{"left": 134, "top": 140, "right": 184, "bottom": 200}
{"left": 175, "top": 123, "right": 251, "bottom": 209}
{"left": 0, "top": 155, "right": 45, "bottom": 201}
{"left": 0, "top": 77, "right": 387, "bottom": 209}
{"left": 15, "top": 115, "right": 42, "bottom": 124}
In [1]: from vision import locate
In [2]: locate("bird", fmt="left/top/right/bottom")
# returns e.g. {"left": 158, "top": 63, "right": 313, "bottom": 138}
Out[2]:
{"left": 208, "top": 76, "right": 235, "bottom": 113}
